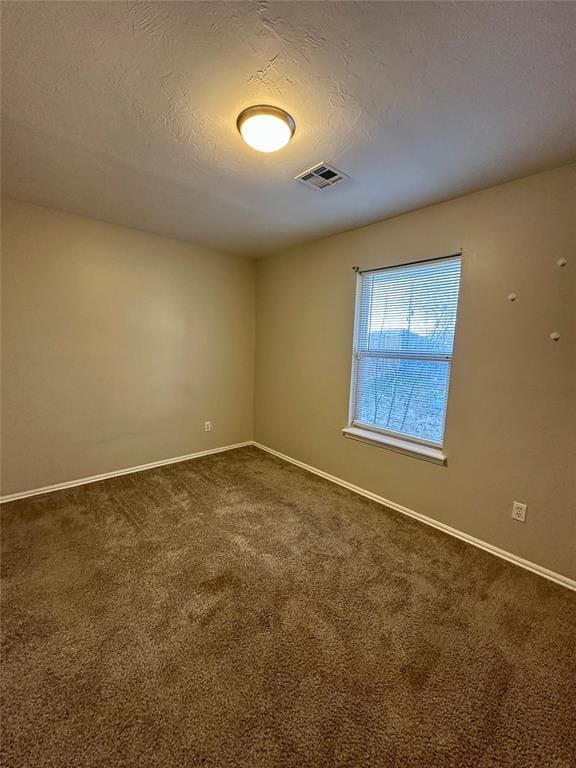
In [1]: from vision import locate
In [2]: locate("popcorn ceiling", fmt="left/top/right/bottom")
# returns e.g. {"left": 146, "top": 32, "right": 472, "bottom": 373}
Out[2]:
{"left": 2, "top": 1, "right": 576, "bottom": 255}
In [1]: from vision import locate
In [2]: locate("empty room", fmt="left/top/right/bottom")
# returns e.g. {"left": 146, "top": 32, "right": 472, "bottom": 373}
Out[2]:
{"left": 1, "top": 2, "right": 575, "bottom": 766}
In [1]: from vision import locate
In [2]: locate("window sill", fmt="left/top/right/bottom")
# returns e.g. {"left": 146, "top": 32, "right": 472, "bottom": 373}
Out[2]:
{"left": 342, "top": 426, "right": 447, "bottom": 466}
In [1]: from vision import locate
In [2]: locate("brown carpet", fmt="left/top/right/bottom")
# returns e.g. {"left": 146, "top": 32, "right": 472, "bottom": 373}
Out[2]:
{"left": 1, "top": 446, "right": 575, "bottom": 768}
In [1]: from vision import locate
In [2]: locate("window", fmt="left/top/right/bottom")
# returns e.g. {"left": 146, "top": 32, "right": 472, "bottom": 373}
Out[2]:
{"left": 344, "top": 255, "right": 462, "bottom": 464}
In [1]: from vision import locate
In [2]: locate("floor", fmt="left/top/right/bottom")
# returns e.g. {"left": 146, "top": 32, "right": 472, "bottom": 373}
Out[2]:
{"left": 1, "top": 446, "right": 575, "bottom": 768}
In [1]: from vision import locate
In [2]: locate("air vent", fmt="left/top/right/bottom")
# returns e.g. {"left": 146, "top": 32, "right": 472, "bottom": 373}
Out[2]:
{"left": 295, "top": 162, "right": 347, "bottom": 190}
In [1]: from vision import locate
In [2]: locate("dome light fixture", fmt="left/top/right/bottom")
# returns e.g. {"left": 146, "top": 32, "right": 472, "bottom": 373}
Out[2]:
{"left": 237, "top": 105, "right": 295, "bottom": 153}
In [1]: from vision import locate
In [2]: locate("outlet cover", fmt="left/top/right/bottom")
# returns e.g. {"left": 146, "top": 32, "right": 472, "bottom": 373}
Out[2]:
{"left": 512, "top": 501, "right": 527, "bottom": 523}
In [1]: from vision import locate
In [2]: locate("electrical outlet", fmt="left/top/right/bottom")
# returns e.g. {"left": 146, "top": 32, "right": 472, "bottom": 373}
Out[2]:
{"left": 512, "top": 501, "right": 527, "bottom": 523}
{"left": 204, "top": 421, "right": 211, "bottom": 432}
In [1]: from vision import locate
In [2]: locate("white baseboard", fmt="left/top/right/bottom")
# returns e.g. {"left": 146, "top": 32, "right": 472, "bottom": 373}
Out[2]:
{"left": 252, "top": 441, "right": 576, "bottom": 592}
{"left": 0, "top": 442, "right": 253, "bottom": 504}
{"left": 3, "top": 438, "right": 574, "bottom": 592}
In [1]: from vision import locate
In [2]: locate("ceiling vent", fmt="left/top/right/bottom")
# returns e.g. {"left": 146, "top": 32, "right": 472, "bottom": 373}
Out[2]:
{"left": 295, "top": 162, "right": 347, "bottom": 190}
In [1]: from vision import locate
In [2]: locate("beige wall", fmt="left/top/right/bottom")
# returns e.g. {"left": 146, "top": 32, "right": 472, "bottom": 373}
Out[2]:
{"left": 255, "top": 165, "right": 576, "bottom": 579}
{"left": 1, "top": 198, "right": 255, "bottom": 495}
{"left": 2, "top": 168, "right": 575, "bottom": 579}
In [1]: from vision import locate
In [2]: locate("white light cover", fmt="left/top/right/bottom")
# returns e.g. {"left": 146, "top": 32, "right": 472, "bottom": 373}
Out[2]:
{"left": 238, "top": 110, "right": 294, "bottom": 153}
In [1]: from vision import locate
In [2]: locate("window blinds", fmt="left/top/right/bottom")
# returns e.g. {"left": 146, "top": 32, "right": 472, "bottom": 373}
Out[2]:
{"left": 351, "top": 256, "right": 461, "bottom": 446}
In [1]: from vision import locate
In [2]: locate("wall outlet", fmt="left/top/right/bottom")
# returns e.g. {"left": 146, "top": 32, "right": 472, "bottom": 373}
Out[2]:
{"left": 204, "top": 421, "right": 212, "bottom": 432}
{"left": 512, "top": 501, "right": 527, "bottom": 523}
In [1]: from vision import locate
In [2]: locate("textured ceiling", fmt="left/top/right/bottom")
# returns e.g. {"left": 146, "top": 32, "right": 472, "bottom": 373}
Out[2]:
{"left": 2, "top": 1, "right": 576, "bottom": 256}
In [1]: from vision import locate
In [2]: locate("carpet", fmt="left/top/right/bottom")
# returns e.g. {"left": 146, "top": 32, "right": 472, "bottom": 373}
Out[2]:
{"left": 1, "top": 446, "right": 575, "bottom": 767}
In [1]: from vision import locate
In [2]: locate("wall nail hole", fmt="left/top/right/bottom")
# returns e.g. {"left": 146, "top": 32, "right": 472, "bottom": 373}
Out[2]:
{"left": 557, "top": 258, "right": 567, "bottom": 268}
{"left": 507, "top": 292, "right": 517, "bottom": 302}
{"left": 549, "top": 332, "right": 560, "bottom": 342}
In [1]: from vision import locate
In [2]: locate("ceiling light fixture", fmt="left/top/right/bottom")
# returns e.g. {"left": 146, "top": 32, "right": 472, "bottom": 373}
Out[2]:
{"left": 237, "top": 105, "right": 295, "bottom": 153}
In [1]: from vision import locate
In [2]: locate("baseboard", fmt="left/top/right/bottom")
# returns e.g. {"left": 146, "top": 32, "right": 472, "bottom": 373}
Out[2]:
{"left": 0, "top": 442, "right": 253, "bottom": 504}
{"left": 4, "top": 438, "right": 574, "bottom": 592}
{"left": 252, "top": 441, "right": 576, "bottom": 592}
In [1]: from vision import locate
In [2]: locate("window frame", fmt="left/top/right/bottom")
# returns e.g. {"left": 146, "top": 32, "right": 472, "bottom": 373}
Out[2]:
{"left": 344, "top": 254, "right": 461, "bottom": 464}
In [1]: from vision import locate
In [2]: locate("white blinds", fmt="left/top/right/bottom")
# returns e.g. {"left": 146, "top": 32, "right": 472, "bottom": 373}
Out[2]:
{"left": 352, "top": 256, "right": 461, "bottom": 446}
